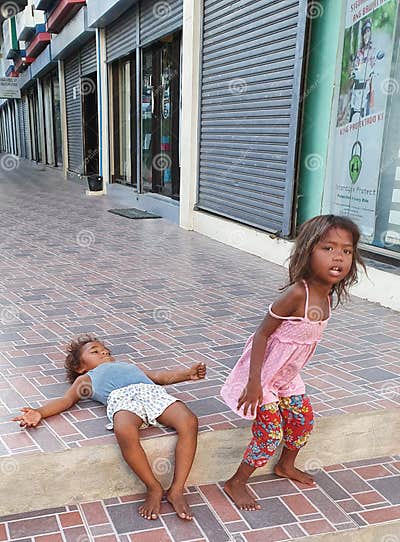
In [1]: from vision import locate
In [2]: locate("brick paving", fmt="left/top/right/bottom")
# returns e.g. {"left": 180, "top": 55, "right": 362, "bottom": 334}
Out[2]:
{"left": 0, "top": 456, "right": 399, "bottom": 540}
{"left": 0, "top": 161, "right": 399, "bottom": 457}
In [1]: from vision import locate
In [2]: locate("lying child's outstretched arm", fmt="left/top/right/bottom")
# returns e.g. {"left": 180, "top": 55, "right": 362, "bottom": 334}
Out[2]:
{"left": 12, "top": 374, "right": 90, "bottom": 428}
{"left": 144, "top": 362, "right": 206, "bottom": 386}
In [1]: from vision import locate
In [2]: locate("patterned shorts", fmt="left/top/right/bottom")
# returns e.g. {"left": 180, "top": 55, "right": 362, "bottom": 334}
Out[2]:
{"left": 106, "top": 383, "right": 177, "bottom": 430}
{"left": 243, "top": 395, "right": 314, "bottom": 468}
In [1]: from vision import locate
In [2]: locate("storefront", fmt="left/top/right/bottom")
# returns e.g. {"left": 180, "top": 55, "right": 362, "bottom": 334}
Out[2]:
{"left": 27, "top": 84, "right": 42, "bottom": 162}
{"left": 64, "top": 37, "right": 98, "bottom": 178}
{"left": 106, "top": 0, "right": 182, "bottom": 205}
{"left": 196, "top": 0, "right": 308, "bottom": 236}
{"left": 300, "top": 0, "right": 400, "bottom": 257}
{"left": 42, "top": 69, "right": 63, "bottom": 167}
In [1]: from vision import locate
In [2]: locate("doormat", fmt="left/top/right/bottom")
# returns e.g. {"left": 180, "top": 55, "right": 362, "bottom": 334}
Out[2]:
{"left": 108, "top": 208, "right": 162, "bottom": 219}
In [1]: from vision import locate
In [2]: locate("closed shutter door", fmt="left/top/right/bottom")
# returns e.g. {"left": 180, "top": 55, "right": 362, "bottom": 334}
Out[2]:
{"left": 17, "top": 99, "right": 26, "bottom": 158}
{"left": 106, "top": 6, "right": 137, "bottom": 62}
{"left": 198, "top": 0, "right": 307, "bottom": 236}
{"left": 140, "top": 0, "right": 182, "bottom": 46}
{"left": 23, "top": 96, "right": 31, "bottom": 160}
{"left": 80, "top": 37, "right": 97, "bottom": 76}
{"left": 65, "top": 55, "right": 83, "bottom": 174}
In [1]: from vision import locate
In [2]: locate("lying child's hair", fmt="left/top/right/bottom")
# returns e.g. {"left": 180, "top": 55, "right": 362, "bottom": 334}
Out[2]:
{"left": 64, "top": 334, "right": 98, "bottom": 383}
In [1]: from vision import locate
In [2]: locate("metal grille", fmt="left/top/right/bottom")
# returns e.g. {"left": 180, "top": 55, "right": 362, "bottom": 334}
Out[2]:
{"left": 198, "top": 0, "right": 307, "bottom": 236}
{"left": 64, "top": 55, "right": 83, "bottom": 174}
{"left": 139, "top": 0, "right": 182, "bottom": 45}
{"left": 23, "top": 95, "right": 31, "bottom": 160}
{"left": 17, "top": 99, "right": 26, "bottom": 158}
{"left": 80, "top": 37, "right": 97, "bottom": 76}
{"left": 106, "top": 6, "right": 137, "bottom": 62}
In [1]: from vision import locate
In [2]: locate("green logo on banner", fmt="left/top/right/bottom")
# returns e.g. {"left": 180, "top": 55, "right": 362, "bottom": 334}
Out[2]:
{"left": 349, "top": 141, "right": 362, "bottom": 184}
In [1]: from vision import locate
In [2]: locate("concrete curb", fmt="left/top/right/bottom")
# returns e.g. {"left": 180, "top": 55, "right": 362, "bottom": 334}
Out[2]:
{"left": 293, "top": 520, "right": 400, "bottom": 541}
{"left": 1, "top": 408, "right": 399, "bottom": 516}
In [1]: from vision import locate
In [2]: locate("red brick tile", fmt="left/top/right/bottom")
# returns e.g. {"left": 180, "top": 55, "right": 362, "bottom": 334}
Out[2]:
{"left": 9, "top": 376, "right": 38, "bottom": 396}
{"left": 243, "top": 526, "right": 289, "bottom": 541}
{"left": 59, "top": 511, "right": 83, "bottom": 528}
{"left": 324, "top": 464, "right": 343, "bottom": 472}
{"left": 361, "top": 505, "right": 400, "bottom": 524}
{"left": 282, "top": 494, "right": 317, "bottom": 515}
{"left": 0, "top": 524, "right": 6, "bottom": 541}
{"left": 35, "top": 534, "right": 63, "bottom": 542}
{"left": 354, "top": 490, "right": 386, "bottom": 506}
{"left": 354, "top": 465, "right": 392, "bottom": 479}
{"left": 81, "top": 501, "right": 108, "bottom": 525}
{"left": 120, "top": 493, "right": 147, "bottom": 503}
{"left": 9, "top": 516, "right": 59, "bottom": 539}
{"left": 3, "top": 431, "right": 34, "bottom": 449}
{"left": 79, "top": 435, "right": 115, "bottom": 447}
{"left": 94, "top": 536, "right": 119, "bottom": 542}
{"left": 70, "top": 409, "right": 96, "bottom": 421}
{"left": 209, "top": 422, "right": 235, "bottom": 430}
{"left": 301, "top": 519, "right": 334, "bottom": 535}
{"left": 129, "top": 529, "right": 172, "bottom": 542}
{"left": 199, "top": 484, "right": 241, "bottom": 522}
{"left": 44, "top": 415, "right": 76, "bottom": 437}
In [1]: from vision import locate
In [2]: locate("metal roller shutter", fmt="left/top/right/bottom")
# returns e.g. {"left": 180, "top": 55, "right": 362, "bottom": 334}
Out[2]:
{"left": 17, "top": 99, "right": 26, "bottom": 158}
{"left": 140, "top": 0, "right": 182, "bottom": 45}
{"left": 198, "top": 0, "right": 307, "bottom": 236}
{"left": 23, "top": 96, "right": 31, "bottom": 160}
{"left": 106, "top": 6, "right": 137, "bottom": 62}
{"left": 80, "top": 37, "right": 97, "bottom": 76}
{"left": 65, "top": 55, "right": 83, "bottom": 174}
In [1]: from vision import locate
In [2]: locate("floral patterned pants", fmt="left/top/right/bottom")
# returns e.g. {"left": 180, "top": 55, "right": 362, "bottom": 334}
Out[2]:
{"left": 243, "top": 395, "right": 314, "bottom": 468}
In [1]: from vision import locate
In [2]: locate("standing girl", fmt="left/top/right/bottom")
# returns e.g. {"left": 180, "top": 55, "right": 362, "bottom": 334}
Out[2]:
{"left": 221, "top": 215, "right": 365, "bottom": 510}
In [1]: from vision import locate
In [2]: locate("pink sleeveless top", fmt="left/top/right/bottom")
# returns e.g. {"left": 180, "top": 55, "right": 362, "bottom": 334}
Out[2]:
{"left": 220, "top": 280, "right": 331, "bottom": 419}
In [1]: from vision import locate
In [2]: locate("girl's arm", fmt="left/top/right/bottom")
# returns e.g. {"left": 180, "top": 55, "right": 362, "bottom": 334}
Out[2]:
{"left": 238, "top": 284, "right": 305, "bottom": 416}
{"left": 144, "top": 362, "right": 206, "bottom": 386}
{"left": 12, "top": 375, "right": 91, "bottom": 428}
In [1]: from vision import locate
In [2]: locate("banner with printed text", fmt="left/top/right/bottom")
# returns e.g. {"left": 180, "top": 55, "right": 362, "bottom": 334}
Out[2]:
{"left": 324, "top": 0, "right": 398, "bottom": 239}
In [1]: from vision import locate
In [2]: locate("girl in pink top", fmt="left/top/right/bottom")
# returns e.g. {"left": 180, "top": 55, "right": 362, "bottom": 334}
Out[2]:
{"left": 221, "top": 215, "right": 365, "bottom": 511}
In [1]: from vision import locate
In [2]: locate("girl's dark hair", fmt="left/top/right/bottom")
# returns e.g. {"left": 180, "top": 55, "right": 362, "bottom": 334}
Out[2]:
{"left": 286, "top": 214, "right": 366, "bottom": 306}
{"left": 64, "top": 334, "right": 99, "bottom": 383}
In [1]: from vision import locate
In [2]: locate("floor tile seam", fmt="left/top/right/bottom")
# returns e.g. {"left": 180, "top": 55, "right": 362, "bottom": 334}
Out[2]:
{"left": 196, "top": 483, "right": 248, "bottom": 540}
{"left": 306, "top": 477, "right": 360, "bottom": 531}
{"left": 318, "top": 471, "right": 395, "bottom": 523}
{"left": 77, "top": 499, "right": 117, "bottom": 542}
{"left": 54, "top": 512, "right": 69, "bottom": 542}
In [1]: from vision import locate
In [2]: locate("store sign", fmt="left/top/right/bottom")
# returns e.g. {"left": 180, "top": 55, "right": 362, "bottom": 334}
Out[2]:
{"left": 324, "top": 0, "right": 398, "bottom": 240}
{"left": 0, "top": 77, "right": 21, "bottom": 99}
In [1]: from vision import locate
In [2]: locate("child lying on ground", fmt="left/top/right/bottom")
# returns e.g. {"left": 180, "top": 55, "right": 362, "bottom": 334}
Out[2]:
{"left": 12, "top": 334, "right": 206, "bottom": 521}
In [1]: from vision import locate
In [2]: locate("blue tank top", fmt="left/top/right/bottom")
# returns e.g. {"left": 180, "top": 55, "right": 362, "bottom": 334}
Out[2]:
{"left": 87, "top": 362, "right": 153, "bottom": 405}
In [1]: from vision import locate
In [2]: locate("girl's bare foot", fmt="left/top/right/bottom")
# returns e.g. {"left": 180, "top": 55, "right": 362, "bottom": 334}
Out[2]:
{"left": 274, "top": 464, "right": 315, "bottom": 486}
{"left": 167, "top": 488, "right": 193, "bottom": 520}
{"left": 138, "top": 484, "right": 163, "bottom": 520}
{"left": 224, "top": 478, "right": 261, "bottom": 511}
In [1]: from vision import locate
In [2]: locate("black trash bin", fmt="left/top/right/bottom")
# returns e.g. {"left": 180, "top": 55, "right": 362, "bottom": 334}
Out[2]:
{"left": 87, "top": 175, "right": 103, "bottom": 192}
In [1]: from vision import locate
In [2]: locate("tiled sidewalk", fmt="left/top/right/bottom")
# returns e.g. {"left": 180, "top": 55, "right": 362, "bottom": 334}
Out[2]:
{"left": 0, "top": 162, "right": 400, "bottom": 457}
{"left": 0, "top": 456, "right": 399, "bottom": 541}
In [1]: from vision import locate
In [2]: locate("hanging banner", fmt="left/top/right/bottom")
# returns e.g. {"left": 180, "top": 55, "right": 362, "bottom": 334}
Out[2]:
{"left": 324, "top": 0, "right": 398, "bottom": 240}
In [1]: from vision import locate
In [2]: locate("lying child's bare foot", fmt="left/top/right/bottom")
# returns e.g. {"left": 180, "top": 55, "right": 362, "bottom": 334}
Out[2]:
{"left": 224, "top": 478, "right": 261, "bottom": 511}
{"left": 274, "top": 464, "right": 315, "bottom": 486}
{"left": 167, "top": 488, "right": 193, "bottom": 520}
{"left": 138, "top": 484, "right": 163, "bottom": 520}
